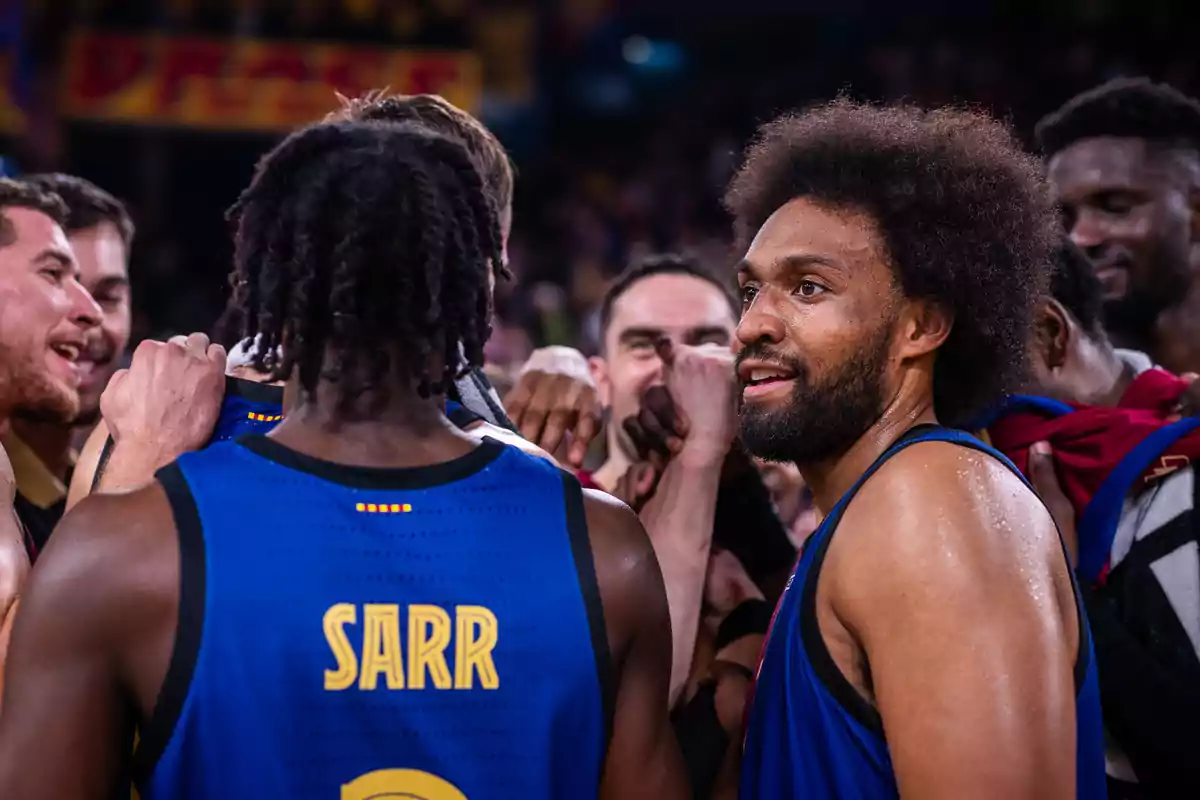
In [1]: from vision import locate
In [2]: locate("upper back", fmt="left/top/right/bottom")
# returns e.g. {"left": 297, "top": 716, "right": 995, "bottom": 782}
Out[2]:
{"left": 139, "top": 437, "right": 610, "bottom": 800}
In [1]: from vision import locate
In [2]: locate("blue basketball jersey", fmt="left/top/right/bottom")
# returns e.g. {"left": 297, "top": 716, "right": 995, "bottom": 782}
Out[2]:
{"left": 133, "top": 436, "right": 611, "bottom": 799}
{"left": 740, "top": 425, "right": 1107, "bottom": 799}
{"left": 209, "top": 376, "right": 285, "bottom": 443}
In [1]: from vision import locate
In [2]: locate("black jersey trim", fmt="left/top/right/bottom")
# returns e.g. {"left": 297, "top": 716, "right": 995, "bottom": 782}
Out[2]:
{"left": 224, "top": 375, "right": 285, "bottom": 406}
{"left": 797, "top": 427, "right": 1092, "bottom": 740}
{"left": 92, "top": 435, "right": 115, "bottom": 493}
{"left": 561, "top": 469, "right": 616, "bottom": 749}
{"left": 236, "top": 434, "right": 505, "bottom": 490}
{"left": 131, "top": 463, "right": 207, "bottom": 788}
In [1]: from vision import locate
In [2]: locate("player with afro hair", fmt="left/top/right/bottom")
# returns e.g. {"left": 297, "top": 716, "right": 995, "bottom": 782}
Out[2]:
{"left": 730, "top": 100, "right": 1105, "bottom": 800}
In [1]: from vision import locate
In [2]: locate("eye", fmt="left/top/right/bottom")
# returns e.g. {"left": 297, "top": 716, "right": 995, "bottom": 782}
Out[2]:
{"left": 739, "top": 284, "right": 758, "bottom": 306}
{"left": 796, "top": 280, "right": 826, "bottom": 298}
{"left": 39, "top": 266, "right": 66, "bottom": 285}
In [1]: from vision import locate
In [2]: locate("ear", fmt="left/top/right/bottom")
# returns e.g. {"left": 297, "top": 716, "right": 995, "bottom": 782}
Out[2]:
{"left": 893, "top": 299, "right": 953, "bottom": 361}
{"left": 1034, "top": 298, "right": 1072, "bottom": 370}
{"left": 589, "top": 355, "right": 612, "bottom": 410}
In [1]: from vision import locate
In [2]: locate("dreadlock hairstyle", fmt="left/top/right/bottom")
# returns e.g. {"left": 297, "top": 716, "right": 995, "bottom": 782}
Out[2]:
{"left": 227, "top": 119, "right": 502, "bottom": 414}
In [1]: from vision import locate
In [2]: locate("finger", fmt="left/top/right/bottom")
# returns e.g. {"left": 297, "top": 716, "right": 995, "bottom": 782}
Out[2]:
{"left": 643, "top": 384, "right": 688, "bottom": 439}
{"left": 633, "top": 462, "right": 658, "bottom": 498}
{"left": 635, "top": 404, "right": 676, "bottom": 457}
{"left": 167, "top": 334, "right": 188, "bottom": 347}
{"left": 567, "top": 403, "right": 602, "bottom": 467}
{"left": 515, "top": 383, "right": 555, "bottom": 445}
{"left": 1027, "top": 441, "right": 1066, "bottom": 498}
{"left": 539, "top": 407, "right": 574, "bottom": 457}
{"left": 623, "top": 416, "right": 665, "bottom": 464}
{"left": 655, "top": 336, "right": 675, "bottom": 368}
{"left": 207, "top": 343, "right": 228, "bottom": 372}
{"left": 1182, "top": 372, "right": 1199, "bottom": 384}
{"left": 503, "top": 372, "right": 539, "bottom": 423}
{"left": 184, "top": 332, "right": 211, "bottom": 356}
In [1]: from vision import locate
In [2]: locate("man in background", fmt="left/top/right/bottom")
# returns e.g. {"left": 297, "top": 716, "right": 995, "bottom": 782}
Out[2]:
{"left": 1038, "top": 77, "right": 1200, "bottom": 375}
{"left": 4, "top": 174, "right": 131, "bottom": 555}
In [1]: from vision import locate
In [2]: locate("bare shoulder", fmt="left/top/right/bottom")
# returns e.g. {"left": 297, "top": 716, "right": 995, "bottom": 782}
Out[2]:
{"left": 66, "top": 420, "right": 110, "bottom": 511}
{"left": 24, "top": 481, "right": 178, "bottom": 656}
{"left": 579, "top": 488, "right": 666, "bottom": 658}
{"left": 842, "top": 440, "right": 1057, "bottom": 562}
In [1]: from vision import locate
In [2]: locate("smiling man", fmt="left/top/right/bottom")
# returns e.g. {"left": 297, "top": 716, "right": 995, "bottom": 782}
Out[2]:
{"left": 727, "top": 100, "right": 1106, "bottom": 799}
{"left": 0, "top": 180, "right": 101, "bottom": 561}
{"left": 1037, "top": 77, "right": 1200, "bottom": 374}
{"left": 4, "top": 174, "right": 132, "bottom": 559}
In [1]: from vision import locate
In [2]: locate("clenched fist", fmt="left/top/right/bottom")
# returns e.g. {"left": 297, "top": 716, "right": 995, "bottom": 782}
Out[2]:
{"left": 659, "top": 338, "right": 739, "bottom": 466}
{"left": 101, "top": 332, "right": 227, "bottom": 468}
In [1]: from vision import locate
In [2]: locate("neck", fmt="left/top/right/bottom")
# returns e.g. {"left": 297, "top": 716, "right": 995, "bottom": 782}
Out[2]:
{"left": 267, "top": 380, "right": 478, "bottom": 470}
{"left": 1076, "top": 343, "right": 1135, "bottom": 408}
{"left": 1151, "top": 285, "right": 1200, "bottom": 374}
{"left": 8, "top": 417, "right": 78, "bottom": 481}
{"left": 591, "top": 431, "right": 633, "bottom": 492}
{"left": 798, "top": 385, "right": 936, "bottom": 516}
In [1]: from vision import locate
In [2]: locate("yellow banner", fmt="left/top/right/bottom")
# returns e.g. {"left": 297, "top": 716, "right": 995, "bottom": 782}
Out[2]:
{"left": 62, "top": 32, "right": 480, "bottom": 132}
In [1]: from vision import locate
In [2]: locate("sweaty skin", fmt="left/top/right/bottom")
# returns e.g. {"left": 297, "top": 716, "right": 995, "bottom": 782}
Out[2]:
{"left": 0, "top": 412, "right": 684, "bottom": 799}
{"left": 737, "top": 197, "right": 1082, "bottom": 798}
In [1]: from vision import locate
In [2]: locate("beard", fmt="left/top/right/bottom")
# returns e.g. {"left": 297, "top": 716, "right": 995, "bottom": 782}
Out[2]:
{"left": 738, "top": 319, "right": 892, "bottom": 466}
{"left": 0, "top": 345, "right": 80, "bottom": 424}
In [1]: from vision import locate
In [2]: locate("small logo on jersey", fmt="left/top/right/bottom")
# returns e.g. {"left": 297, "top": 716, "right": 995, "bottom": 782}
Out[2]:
{"left": 1148, "top": 454, "right": 1190, "bottom": 482}
{"left": 247, "top": 411, "right": 283, "bottom": 422}
{"left": 356, "top": 502, "right": 413, "bottom": 513}
{"left": 342, "top": 768, "right": 467, "bottom": 800}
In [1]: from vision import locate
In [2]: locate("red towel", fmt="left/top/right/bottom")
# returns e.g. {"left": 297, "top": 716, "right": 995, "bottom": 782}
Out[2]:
{"left": 986, "top": 369, "right": 1200, "bottom": 519}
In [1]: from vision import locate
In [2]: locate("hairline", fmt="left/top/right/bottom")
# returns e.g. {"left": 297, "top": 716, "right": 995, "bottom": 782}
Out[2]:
{"left": 600, "top": 270, "right": 739, "bottom": 354}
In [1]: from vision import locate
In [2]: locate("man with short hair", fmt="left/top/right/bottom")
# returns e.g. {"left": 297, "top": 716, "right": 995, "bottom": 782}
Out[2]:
{"left": 4, "top": 173, "right": 132, "bottom": 556}
{"left": 729, "top": 99, "right": 1106, "bottom": 797}
{"left": 0, "top": 177, "right": 101, "bottom": 697}
{"left": 1037, "top": 76, "right": 1200, "bottom": 374}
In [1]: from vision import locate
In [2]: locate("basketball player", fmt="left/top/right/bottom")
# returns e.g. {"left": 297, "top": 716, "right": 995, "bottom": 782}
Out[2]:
{"left": 1037, "top": 77, "right": 1200, "bottom": 375}
{"left": 728, "top": 100, "right": 1107, "bottom": 797}
{"left": 0, "top": 120, "right": 685, "bottom": 798}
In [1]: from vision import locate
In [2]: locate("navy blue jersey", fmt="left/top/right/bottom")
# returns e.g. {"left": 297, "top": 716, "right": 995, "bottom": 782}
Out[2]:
{"left": 134, "top": 436, "right": 611, "bottom": 799}
{"left": 740, "top": 425, "right": 1107, "bottom": 799}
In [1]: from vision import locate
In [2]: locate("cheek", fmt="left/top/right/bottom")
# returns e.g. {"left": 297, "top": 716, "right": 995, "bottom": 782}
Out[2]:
{"left": 610, "top": 358, "right": 659, "bottom": 410}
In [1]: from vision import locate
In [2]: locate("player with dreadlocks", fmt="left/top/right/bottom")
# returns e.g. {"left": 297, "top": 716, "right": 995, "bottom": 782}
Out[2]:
{"left": 0, "top": 119, "right": 685, "bottom": 799}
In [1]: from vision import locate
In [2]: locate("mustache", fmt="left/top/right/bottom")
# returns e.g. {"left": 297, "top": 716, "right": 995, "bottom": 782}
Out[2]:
{"left": 735, "top": 341, "right": 807, "bottom": 377}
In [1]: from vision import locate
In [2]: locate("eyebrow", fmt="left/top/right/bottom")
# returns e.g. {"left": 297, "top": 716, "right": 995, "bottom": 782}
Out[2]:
{"left": 90, "top": 275, "right": 130, "bottom": 292}
{"left": 684, "top": 325, "right": 732, "bottom": 344}
{"left": 35, "top": 248, "right": 76, "bottom": 272}
{"left": 618, "top": 326, "right": 666, "bottom": 344}
{"left": 737, "top": 253, "right": 843, "bottom": 280}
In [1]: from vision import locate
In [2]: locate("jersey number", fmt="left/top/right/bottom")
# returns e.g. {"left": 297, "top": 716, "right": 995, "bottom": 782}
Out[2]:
{"left": 341, "top": 769, "right": 467, "bottom": 800}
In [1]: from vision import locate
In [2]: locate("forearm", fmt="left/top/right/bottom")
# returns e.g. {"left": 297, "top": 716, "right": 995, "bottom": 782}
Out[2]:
{"left": 639, "top": 453, "right": 723, "bottom": 705}
{"left": 93, "top": 439, "right": 175, "bottom": 495}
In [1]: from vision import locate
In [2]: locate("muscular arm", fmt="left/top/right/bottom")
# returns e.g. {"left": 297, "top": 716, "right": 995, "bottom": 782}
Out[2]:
{"left": 831, "top": 445, "right": 1078, "bottom": 799}
{"left": 0, "top": 487, "right": 175, "bottom": 798}
{"left": 636, "top": 453, "right": 724, "bottom": 705}
{"left": 583, "top": 489, "right": 688, "bottom": 800}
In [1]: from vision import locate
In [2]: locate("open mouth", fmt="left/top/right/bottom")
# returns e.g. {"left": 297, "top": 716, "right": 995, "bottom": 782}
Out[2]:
{"left": 738, "top": 360, "right": 799, "bottom": 397}
{"left": 50, "top": 342, "right": 81, "bottom": 363}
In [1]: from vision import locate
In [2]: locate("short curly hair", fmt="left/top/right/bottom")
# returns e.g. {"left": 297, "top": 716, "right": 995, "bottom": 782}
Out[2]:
{"left": 330, "top": 90, "right": 514, "bottom": 220}
{"left": 725, "top": 99, "right": 1056, "bottom": 427}
{"left": 1050, "top": 239, "right": 1105, "bottom": 340}
{"left": 1035, "top": 77, "right": 1200, "bottom": 159}
{"left": 0, "top": 178, "right": 68, "bottom": 247}
{"left": 24, "top": 173, "right": 135, "bottom": 249}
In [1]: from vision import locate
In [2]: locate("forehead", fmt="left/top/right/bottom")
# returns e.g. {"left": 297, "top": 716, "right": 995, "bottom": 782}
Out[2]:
{"left": 2, "top": 206, "right": 69, "bottom": 250}
{"left": 68, "top": 222, "right": 129, "bottom": 280}
{"left": 743, "top": 196, "right": 890, "bottom": 283}
{"left": 1046, "top": 137, "right": 1165, "bottom": 198}
{"left": 608, "top": 273, "right": 736, "bottom": 332}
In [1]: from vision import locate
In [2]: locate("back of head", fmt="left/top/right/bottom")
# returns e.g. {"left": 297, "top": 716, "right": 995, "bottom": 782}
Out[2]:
{"left": 227, "top": 119, "right": 503, "bottom": 413}
{"left": 725, "top": 98, "right": 1056, "bottom": 426}
{"left": 332, "top": 91, "right": 514, "bottom": 235}
{"left": 0, "top": 179, "right": 67, "bottom": 246}
{"left": 1035, "top": 77, "right": 1200, "bottom": 160}
{"left": 23, "top": 173, "right": 134, "bottom": 248}
{"left": 1050, "top": 239, "right": 1106, "bottom": 340}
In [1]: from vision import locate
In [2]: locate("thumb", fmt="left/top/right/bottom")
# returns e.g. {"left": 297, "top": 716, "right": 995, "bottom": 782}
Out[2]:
{"left": 1028, "top": 441, "right": 1065, "bottom": 498}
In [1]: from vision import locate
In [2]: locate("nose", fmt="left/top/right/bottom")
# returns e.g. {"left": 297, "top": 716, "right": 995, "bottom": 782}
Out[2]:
{"left": 67, "top": 278, "right": 102, "bottom": 330}
{"left": 736, "top": 293, "right": 787, "bottom": 348}
{"left": 1068, "top": 209, "right": 1109, "bottom": 255}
